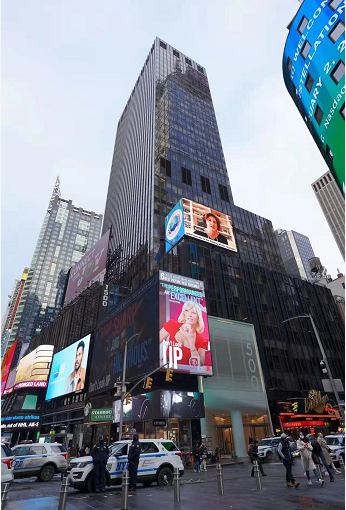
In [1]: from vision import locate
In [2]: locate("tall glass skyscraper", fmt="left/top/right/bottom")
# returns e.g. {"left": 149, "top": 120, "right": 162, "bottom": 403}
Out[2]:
{"left": 275, "top": 228, "right": 316, "bottom": 282}
{"left": 9, "top": 178, "right": 102, "bottom": 348}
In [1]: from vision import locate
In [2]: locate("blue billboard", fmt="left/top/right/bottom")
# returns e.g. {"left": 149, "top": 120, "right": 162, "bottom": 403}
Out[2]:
{"left": 165, "top": 199, "right": 185, "bottom": 252}
{"left": 45, "top": 335, "right": 91, "bottom": 400}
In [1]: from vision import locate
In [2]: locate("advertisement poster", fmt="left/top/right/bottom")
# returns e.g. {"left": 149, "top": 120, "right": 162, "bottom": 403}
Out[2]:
{"left": 165, "top": 198, "right": 237, "bottom": 253}
{"left": 3, "top": 343, "right": 30, "bottom": 395}
{"left": 1, "top": 341, "right": 17, "bottom": 395}
{"left": 159, "top": 271, "right": 212, "bottom": 376}
{"left": 113, "top": 390, "right": 205, "bottom": 423}
{"left": 14, "top": 345, "right": 54, "bottom": 390}
{"left": 45, "top": 335, "right": 91, "bottom": 400}
{"left": 89, "top": 274, "right": 159, "bottom": 395}
{"left": 64, "top": 230, "right": 110, "bottom": 305}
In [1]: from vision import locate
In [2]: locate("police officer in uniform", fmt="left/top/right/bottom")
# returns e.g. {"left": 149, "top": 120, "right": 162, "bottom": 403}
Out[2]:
{"left": 128, "top": 434, "right": 141, "bottom": 492}
{"left": 91, "top": 435, "right": 110, "bottom": 492}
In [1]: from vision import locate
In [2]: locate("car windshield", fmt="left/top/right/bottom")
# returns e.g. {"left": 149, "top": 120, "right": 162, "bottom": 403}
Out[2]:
{"left": 258, "top": 439, "right": 272, "bottom": 446}
{"left": 325, "top": 437, "right": 343, "bottom": 446}
{"left": 110, "top": 443, "right": 128, "bottom": 454}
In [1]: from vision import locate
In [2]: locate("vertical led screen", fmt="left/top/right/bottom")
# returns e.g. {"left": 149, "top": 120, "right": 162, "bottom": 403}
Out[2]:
{"left": 283, "top": 0, "right": 345, "bottom": 194}
{"left": 64, "top": 230, "right": 110, "bottom": 304}
{"left": 159, "top": 270, "right": 212, "bottom": 376}
{"left": 165, "top": 198, "right": 237, "bottom": 253}
{"left": 3, "top": 343, "right": 30, "bottom": 395}
{"left": 1, "top": 341, "right": 17, "bottom": 395}
{"left": 89, "top": 273, "right": 159, "bottom": 395}
{"left": 45, "top": 335, "right": 91, "bottom": 400}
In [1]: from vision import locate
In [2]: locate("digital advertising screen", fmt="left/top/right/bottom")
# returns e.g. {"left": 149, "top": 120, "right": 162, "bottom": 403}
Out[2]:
{"left": 3, "top": 343, "right": 30, "bottom": 395}
{"left": 45, "top": 335, "right": 91, "bottom": 400}
{"left": 89, "top": 273, "right": 159, "bottom": 395}
{"left": 165, "top": 198, "right": 237, "bottom": 253}
{"left": 159, "top": 270, "right": 212, "bottom": 376}
{"left": 1, "top": 341, "right": 17, "bottom": 395}
{"left": 64, "top": 230, "right": 110, "bottom": 305}
{"left": 14, "top": 345, "right": 54, "bottom": 391}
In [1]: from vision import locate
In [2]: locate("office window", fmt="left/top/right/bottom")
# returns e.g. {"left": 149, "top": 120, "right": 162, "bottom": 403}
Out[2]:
{"left": 287, "top": 57, "right": 292, "bottom": 73}
{"left": 160, "top": 41, "right": 167, "bottom": 49}
{"left": 314, "top": 104, "right": 324, "bottom": 125}
{"left": 326, "top": 145, "right": 334, "bottom": 162}
{"left": 324, "top": 176, "right": 329, "bottom": 185}
{"left": 330, "top": 60, "right": 345, "bottom": 84}
{"left": 313, "top": 184, "right": 318, "bottom": 192}
{"left": 197, "top": 65, "right": 204, "bottom": 74}
{"left": 340, "top": 102, "right": 345, "bottom": 120}
{"left": 328, "top": 20, "right": 345, "bottom": 43}
{"left": 297, "top": 15, "right": 309, "bottom": 35}
{"left": 219, "top": 184, "right": 229, "bottom": 202}
{"left": 185, "top": 57, "right": 192, "bottom": 66}
{"left": 181, "top": 167, "right": 192, "bottom": 186}
{"left": 301, "top": 40, "right": 311, "bottom": 60}
{"left": 160, "top": 157, "right": 171, "bottom": 177}
{"left": 329, "top": 0, "right": 343, "bottom": 11}
{"left": 201, "top": 175, "right": 211, "bottom": 194}
{"left": 173, "top": 49, "right": 180, "bottom": 58}
{"left": 305, "top": 73, "right": 314, "bottom": 93}
{"left": 328, "top": 173, "right": 332, "bottom": 182}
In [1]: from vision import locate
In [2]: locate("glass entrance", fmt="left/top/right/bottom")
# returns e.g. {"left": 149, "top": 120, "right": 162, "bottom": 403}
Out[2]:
{"left": 216, "top": 427, "right": 234, "bottom": 454}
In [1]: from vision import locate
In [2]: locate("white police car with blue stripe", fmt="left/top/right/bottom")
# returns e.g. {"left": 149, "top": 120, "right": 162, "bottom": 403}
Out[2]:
{"left": 68, "top": 439, "right": 184, "bottom": 492}
{"left": 11, "top": 442, "right": 68, "bottom": 481}
{"left": 326, "top": 434, "right": 345, "bottom": 464}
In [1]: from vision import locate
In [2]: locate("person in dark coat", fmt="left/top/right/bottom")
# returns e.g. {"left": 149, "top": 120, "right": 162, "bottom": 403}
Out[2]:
{"left": 128, "top": 434, "right": 141, "bottom": 492}
{"left": 91, "top": 435, "right": 110, "bottom": 492}
{"left": 79, "top": 444, "right": 86, "bottom": 457}
{"left": 308, "top": 434, "right": 334, "bottom": 482}
{"left": 277, "top": 433, "right": 300, "bottom": 488}
{"left": 248, "top": 440, "right": 266, "bottom": 477}
{"left": 193, "top": 444, "right": 201, "bottom": 473}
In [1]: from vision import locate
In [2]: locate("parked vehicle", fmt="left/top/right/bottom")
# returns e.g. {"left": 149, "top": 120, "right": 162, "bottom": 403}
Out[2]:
{"left": 1, "top": 443, "right": 14, "bottom": 485}
{"left": 68, "top": 439, "right": 184, "bottom": 492}
{"left": 258, "top": 437, "right": 281, "bottom": 462}
{"left": 11, "top": 442, "right": 68, "bottom": 481}
{"left": 325, "top": 434, "right": 345, "bottom": 465}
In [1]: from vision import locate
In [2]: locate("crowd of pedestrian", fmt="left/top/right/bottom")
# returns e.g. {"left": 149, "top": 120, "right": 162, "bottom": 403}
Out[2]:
{"left": 192, "top": 442, "right": 208, "bottom": 472}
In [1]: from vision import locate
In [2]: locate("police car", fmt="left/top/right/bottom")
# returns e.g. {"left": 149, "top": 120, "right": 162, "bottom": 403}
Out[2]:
{"left": 325, "top": 434, "right": 345, "bottom": 465}
{"left": 11, "top": 442, "right": 68, "bottom": 481}
{"left": 68, "top": 439, "right": 184, "bottom": 492}
{"left": 258, "top": 437, "right": 281, "bottom": 462}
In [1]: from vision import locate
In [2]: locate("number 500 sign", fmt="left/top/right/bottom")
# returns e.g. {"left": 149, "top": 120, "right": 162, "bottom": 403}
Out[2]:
{"left": 245, "top": 343, "right": 260, "bottom": 391}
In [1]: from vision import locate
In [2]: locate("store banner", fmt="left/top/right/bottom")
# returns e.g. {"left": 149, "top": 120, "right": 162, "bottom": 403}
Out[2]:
{"left": 159, "top": 271, "right": 212, "bottom": 376}
{"left": 89, "top": 273, "right": 160, "bottom": 395}
{"left": 91, "top": 408, "right": 112, "bottom": 422}
{"left": 1, "top": 412, "right": 41, "bottom": 430}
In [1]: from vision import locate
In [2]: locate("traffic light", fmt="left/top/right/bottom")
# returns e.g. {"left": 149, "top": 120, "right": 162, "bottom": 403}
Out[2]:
{"left": 292, "top": 401, "right": 298, "bottom": 413}
{"left": 125, "top": 394, "right": 132, "bottom": 405}
{"left": 145, "top": 377, "right": 153, "bottom": 390}
{"left": 165, "top": 368, "right": 173, "bottom": 382}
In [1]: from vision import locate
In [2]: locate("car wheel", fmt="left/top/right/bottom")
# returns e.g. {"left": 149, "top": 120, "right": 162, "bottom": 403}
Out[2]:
{"left": 39, "top": 464, "right": 56, "bottom": 482}
{"left": 266, "top": 452, "right": 273, "bottom": 463}
{"left": 157, "top": 467, "right": 173, "bottom": 486}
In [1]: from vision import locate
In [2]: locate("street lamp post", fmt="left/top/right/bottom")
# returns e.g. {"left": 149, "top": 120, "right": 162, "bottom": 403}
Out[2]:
{"left": 118, "top": 333, "right": 139, "bottom": 441}
{"left": 282, "top": 314, "right": 345, "bottom": 421}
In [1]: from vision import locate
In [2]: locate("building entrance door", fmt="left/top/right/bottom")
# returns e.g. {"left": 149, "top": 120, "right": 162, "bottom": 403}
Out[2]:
{"left": 216, "top": 426, "right": 234, "bottom": 454}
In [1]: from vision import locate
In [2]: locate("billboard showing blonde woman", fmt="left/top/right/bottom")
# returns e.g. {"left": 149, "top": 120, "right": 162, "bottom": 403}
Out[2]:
{"left": 159, "top": 271, "right": 212, "bottom": 376}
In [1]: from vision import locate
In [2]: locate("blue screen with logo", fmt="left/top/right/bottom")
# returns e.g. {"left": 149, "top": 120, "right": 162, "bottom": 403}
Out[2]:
{"left": 165, "top": 199, "right": 185, "bottom": 252}
{"left": 45, "top": 335, "right": 91, "bottom": 400}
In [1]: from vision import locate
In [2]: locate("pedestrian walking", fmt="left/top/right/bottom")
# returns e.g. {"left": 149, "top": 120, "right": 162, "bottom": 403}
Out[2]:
{"left": 297, "top": 432, "right": 324, "bottom": 486}
{"left": 91, "top": 435, "right": 110, "bottom": 492}
{"left": 79, "top": 444, "right": 86, "bottom": 457}
{"left": 128, "top": 434, "right": 141, "bottom": 492}
{"left": 199, "top": 443, "right": 207, "bottom": 471}
{"left": 308, "top": 434, "right": 334, "bottom": 482}
{"left": 277, "top": 433, "right": 300, "bottom": 488}
{"left": 248, "top": 440, "right": 266, "bottom": 477}
{"left": 317, "top": 433, "right": 342, "bottom": 475}
{"left": 193, "top": 443, "right": 201, "bottom": 473}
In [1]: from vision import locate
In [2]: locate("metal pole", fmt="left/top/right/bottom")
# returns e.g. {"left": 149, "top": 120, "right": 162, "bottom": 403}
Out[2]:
{"left": 253, "top": 461, "right": 262, "bottom": 491}
{"left": 173, "top": 467, "right": 181, "bottom": 503}
{"left": 58, "top": 476, "right": 69, "bottom": 510}
{"left": 308, "top": 314, "right": 345, "bottom": 421}
{"left": 121, "top": 470, "right": 130, "bottom": 510}
{"left": 118, "top": 341, "right": 128, "bottom": 442}
{"left": 339, "top": 456, "right": 344, "bottom": 470}
{"left": 1, "top": 482, "right": 10, "bottom": 507}
{"left": 216, "top": 463, "right": 224, "bottom": 496}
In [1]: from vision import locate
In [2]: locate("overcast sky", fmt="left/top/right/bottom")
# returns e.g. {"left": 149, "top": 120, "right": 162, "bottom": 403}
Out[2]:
{"left": 2, "top": 0, "right": 344, "bottom": 316}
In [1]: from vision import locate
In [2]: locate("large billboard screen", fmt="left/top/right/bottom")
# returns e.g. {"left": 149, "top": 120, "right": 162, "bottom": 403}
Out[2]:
{"left": 165, "top": 198, "right": 237, "bottom": 253}
{"left": 64, "top": 230, "right": 110, "bottom": 305}
{"left": 45, "top": 335, "right": 91, "bottom": 400}
{"left": 159, "top": 271, "right": 212, "bottom": 376}
{"left": 3, "top": 343, "right": 30, "bottom": 395}
{"left": 89, "top": 274, "right": 159, "bottom": 395}
{"left": 13, "top": 345, "right": 54, "bottom": 391}
{"left": 1, "top": 341, "right": 17, "bottom": 395}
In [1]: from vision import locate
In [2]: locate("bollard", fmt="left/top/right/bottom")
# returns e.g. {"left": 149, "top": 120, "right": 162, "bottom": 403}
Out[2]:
{"left": 58, "top": 476, "right": 69, "bottom": 510}
{"left": 216, "top": 463, "right": 224, "bottom": 496}
{"left": 339, "top": 456, "right": 345, "bottom": 470}
{"left": 173, "top": 467, "right": 180, "bottom": 503}
{"left": 1, "top": 482, "right": 10, "bottom": 507}
{"left": 121, "top": 470, "right": 130, "bottom": 510}
{"left": 253, "top": 461, "right": 262, "bottom": 491}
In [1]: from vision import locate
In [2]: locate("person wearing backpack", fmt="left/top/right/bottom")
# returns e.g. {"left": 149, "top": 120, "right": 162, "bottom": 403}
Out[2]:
{"left": 277, "top": 433, "right": 300, "bottom": 488}
{"left": 308, "top": 434, "right": 334, "bottom": 482}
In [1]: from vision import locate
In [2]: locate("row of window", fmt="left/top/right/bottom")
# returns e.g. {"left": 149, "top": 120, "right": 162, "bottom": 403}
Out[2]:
{"left": 160, "top": 157, "right": 229, "bottom": 201}
{"left": 313, "top": 172, "right": 333, "bottom": 192}
{"left": 159, "top": 40, "right": 204, "bottom": 74}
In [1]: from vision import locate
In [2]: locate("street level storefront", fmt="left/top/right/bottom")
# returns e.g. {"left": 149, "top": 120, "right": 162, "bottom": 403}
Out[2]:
{"left": 1, "top": 411, "right": 41, "bottom": 445}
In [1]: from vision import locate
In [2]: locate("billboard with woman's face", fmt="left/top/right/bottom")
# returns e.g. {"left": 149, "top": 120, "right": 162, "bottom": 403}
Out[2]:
{"left": 165, "top": 198, "right": 237, "bottom": 253}
{"left": 159, "top": 271, "right": 212, "bottom": 376}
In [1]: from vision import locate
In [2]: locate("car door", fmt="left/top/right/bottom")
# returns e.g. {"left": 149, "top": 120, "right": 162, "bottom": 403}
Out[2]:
{"left": 23, "top": 446, "right": 47, "bottom": 475}
{"left": 138, "top": 441, "right": 160, "bottom": 477}
{"left": 108, "top": 443, "right": 129, "bottom": 482}
{"left": 13, "top": 446, "right": 30, "bottom": 474}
